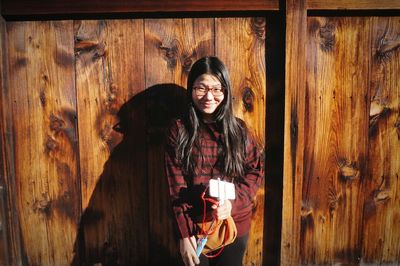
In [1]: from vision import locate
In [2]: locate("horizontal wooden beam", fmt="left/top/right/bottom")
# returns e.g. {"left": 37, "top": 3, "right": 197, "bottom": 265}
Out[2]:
{"left": 1, "top": 0, "right": 279, "bottom": 18}
{"left": 307, "top": 0, "right": 400, "bottom": 10}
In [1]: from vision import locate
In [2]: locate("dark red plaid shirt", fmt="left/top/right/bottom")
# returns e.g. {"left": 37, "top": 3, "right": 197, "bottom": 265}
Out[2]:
{"left": 165, "top": 119, "right": 264, "bottom": 238}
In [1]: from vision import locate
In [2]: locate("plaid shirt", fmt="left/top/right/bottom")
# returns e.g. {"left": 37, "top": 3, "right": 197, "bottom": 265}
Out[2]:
{"left": 164, "top": 119, "right": 264, "bottom": 239}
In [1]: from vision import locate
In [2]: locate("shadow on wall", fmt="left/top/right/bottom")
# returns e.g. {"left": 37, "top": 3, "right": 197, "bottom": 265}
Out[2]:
{"left": 72, "top": 84, "right": 188, "bottom": 266}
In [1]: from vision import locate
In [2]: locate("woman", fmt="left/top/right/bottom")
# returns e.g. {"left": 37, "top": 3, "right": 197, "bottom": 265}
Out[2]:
{"left": 165, "top": 56, "right": 263, "bottom": 266}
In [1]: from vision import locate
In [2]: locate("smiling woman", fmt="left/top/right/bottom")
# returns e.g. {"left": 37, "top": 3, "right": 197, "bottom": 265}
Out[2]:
{"left": 165, "top": 57, "right": 264, "bottom": 266}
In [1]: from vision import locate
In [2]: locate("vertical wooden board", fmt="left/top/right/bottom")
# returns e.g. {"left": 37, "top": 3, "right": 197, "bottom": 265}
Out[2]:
{"left": 362, "top": 16, "right": 400, "bottom": 263}
{"left": 6, "top": 21, "right": 79, "bottom": 265}
{"left": 304, "top": 17, "right": 371, "bottom": 264}
{"left": 0, "top": 17, "right": 11, "bottom": 266}
{"left": 0, "top": 19, "right": 23, "bottom": 266}
{"left": 74, "top": 19, "right": 147, "bottom": 265}
{"left": 216, "top": 17, "right": 266, "bottom": 265}
{"left": 281, "top": 1, "right": 307, "bottom": 264}
{"left": 144, "top": 18, "right": 214, "bottom": 265}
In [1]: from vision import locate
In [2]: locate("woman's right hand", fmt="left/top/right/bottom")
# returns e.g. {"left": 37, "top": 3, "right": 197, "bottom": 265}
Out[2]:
{"left": 179, "top": 236, "right": 200, "bottom": 266}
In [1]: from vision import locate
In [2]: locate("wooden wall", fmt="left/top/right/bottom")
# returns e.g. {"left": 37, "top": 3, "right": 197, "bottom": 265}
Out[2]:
{"left": 1, "top": 1, "right": 399, "bottom": 266}
{"left": 0, "top": 18, "right": 266, "bottom": 265}
{"left": 304, "top": 16, "right": 399, "bottom": 264}
{"left": 282, "top": 4, "right": 400, "bottom": 264}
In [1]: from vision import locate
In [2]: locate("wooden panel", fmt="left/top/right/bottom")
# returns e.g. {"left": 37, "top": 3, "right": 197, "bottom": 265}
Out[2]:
{"left": 144, "top": 18, "right": 214, "bottom": 265}
{"left": 308, "top": 0, "right": 400, "bottom": 10}
{"left": 0, "top": 187, "right": 9, "bottom": 265}
{"left": 1, "top": 0, "right": 279, "bottom": 18}
{"left": 74, "top": 19, "right": 147, "bottom": 265}
{"left": 304, "top": 17, "right": 371, "bottom": 264}
{"left": 6, "top": 21, "right": 79, "bottom": 265}
{"left": 0, "top": 17, "right": 11, "bottom": 266}
{"left": 216, "top": 17, "right": 266, "bottom": 265}
{"left": 362, "top": 17, "right": 400, "bottom": 263}
{"left": 0, "top": 17, "right": 23, "bottom": 266}
{"left": 281, "top": 0, "right": 307, "bottom": 265}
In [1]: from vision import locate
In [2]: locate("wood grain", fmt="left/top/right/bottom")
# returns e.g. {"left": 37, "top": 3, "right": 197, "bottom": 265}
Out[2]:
{"left": 281, "top": 0, "right": 307, "bottom": 265}
{"left": 304, "top": 17, "right": 371, "bottom": 264}
{"left": 145, "top": 18, "right": 214, "bottom": 87}
{"left": 6, "top": 21, "right": 79, "bottom": 265}
{"left": 0, "top": 17, "right": 23, "bottom": 266}
{"left": 144, "top": 18, "right": 214, "bottom": 265}
{"left": 362, "top": 16, "right": 400, "bottom": 263}
{"left": 308, "top": 0, "right": 400, "bottom": 10}
{"left": 1, "top": 17, "right": 268, "bottom": 265}
{"left": 74, "top": 19, "right": 148, "bottom": 265}
{"left": 0, "top": 17, "right": 11, "bottom": 266}
{"left": 216, "top": 17, "right": 266, "bottom": 265}
{"left": 1, "top": 0, "right": 278, "bottom": 18}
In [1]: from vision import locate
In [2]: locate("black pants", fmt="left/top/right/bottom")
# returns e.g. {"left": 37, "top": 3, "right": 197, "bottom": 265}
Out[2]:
{"left": 198, "top": 234, "right": 249, "bottom": 266}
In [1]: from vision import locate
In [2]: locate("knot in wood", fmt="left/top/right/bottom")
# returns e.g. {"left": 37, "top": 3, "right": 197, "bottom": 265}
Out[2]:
{"left": 32, "top": 195, "right": 52, "bottom": 216}
{"left": 369, "top": 100, "right": 390, "bottom": 137}
{"left": 183, "top": 57, "right": 193, "bottom": 71}
{"left": 369, "top": 100, "right": 387, "bottom": 117}
{"left": 74, "top": 40, "right": 98, "bottom": 54}
{"left": 251, "top": 17, "right": 266, "bottom": 40}
{"left": 40, "top": 91, "right": 46, "bottom": 107}
{"left": 319, "top": 22, "right": 336, "bottom": 52}
{"left": 94, "top": 43, "right": 107, "bottom": 58}
{"left": 50, "top": 114, "right": 65, "bottom": 132}
{"left": 165, "top": 47, "right": 177, "bottom": 59}
{"left": 376, "top": 37, "right": 400, "bottom": 63}
{"left": 338, "top": 158, "right": 359, "bottom": 182}
{"left": 46, "top": 136, "right": 58, "bottom": 152}
{"left": 160, "top": 45, "right": 178, "bottom": 68}
{"left": 300, "top": 205, "right": 313, "bottom": 218}
{"left": 374, "top": 189, "right": 391, "bottom": 203}
{"left": 242, "top": 87, "right": 255, "bottom": 112}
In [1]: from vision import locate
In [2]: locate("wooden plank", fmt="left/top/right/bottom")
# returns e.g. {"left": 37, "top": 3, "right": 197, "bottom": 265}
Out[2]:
{"left": 216, "top": 17, "right": 266, "bottom": 265}
{"left": 0, "top": 186, "right": 9, "bottom": 265}
{"left": 74, "top": 19, "right": 148, "bottom": 265}
{"left": 0, "top": 18, "right": 23, "bottom": 266}
{"left": 144, "top": 18, "right": 214, "bottom": 265}
{"left": 0, "top": 17, "right": 11, "bottom": 266}
{"left": 303, "top": 17, "right": 371, "bottom": 264}
{"left": 308, "top": 0, "right": 400, "bottom": 10}
{"left": 281, "top": 0, "right": 307, "bottom": 265}
{"left": 1, "top": 0, "right": 279, "bottom": 18}
{"left": 362, "top": 16, "right": 400, "bottom": 263}
{"left": 6, "top": 21, "right": 79, "bottom": 265}
{"left": 0, "top": 17, "right": 9, "bottom": 266}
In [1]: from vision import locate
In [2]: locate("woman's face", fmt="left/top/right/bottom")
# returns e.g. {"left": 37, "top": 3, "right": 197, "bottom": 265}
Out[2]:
{"left": 191, "top": 74, "right": 225, "bottom": 120}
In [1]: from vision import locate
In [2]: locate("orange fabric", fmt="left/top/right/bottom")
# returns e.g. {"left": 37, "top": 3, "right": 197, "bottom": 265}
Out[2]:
{"left": 197, "top": 217, "right": 237, "bottom": 255}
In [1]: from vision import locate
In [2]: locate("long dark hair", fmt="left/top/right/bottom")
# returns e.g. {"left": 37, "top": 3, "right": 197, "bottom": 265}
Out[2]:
{"left": 176, "top": 56, "right": 247, "bottom": 181}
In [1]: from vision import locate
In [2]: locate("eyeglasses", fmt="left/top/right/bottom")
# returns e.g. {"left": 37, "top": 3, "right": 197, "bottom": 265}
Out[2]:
{"left": 193, "top": 86, "right": 224, "bottom": 97}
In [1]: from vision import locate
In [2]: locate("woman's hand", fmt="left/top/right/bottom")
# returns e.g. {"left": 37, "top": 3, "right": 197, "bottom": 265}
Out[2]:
{"left": 212, "top": 199, "right": 232, "bottom": 220}
{"left": 179, "top": 236, "right": 200, "bottom": 266}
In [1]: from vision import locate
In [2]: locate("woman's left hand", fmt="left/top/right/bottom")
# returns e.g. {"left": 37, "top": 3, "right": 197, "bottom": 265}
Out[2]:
{"left": 212, "top": 199, "right": 232, "bottom": 220}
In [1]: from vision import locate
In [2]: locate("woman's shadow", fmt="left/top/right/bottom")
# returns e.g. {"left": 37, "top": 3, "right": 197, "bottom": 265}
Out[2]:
{"left": 72, "top": 84, "right": 188, "bottom": 265}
